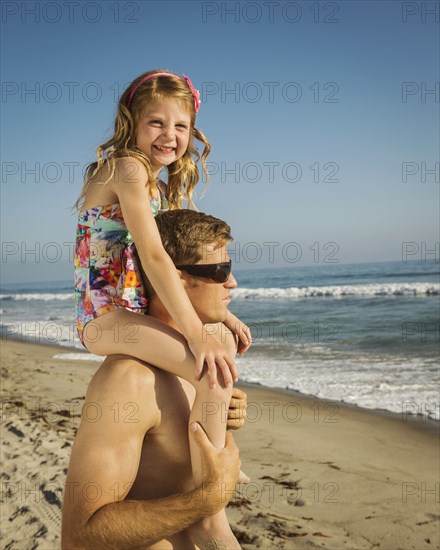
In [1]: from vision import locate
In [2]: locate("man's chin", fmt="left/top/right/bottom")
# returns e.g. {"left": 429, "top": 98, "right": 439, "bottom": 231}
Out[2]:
{"left": 201, "top": 313, "right": 226, "bottom": 325}
{"left": 202, "top": 318, "right": 224, "bottom": 326}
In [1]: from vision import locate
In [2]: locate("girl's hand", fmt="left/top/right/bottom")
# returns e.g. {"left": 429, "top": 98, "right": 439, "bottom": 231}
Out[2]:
{"left": 187, "top": 331, "right": 238, "bottom": 388}
{"left": 224, "top": 311, "right": 252, "bottom": 356}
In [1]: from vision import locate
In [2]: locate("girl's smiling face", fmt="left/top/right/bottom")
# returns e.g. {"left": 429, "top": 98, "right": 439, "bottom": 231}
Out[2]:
{"left": 135, "top": 99, "right": 192, "bottom": 176}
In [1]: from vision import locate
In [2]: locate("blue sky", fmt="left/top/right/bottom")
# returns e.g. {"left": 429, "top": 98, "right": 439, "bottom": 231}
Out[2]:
{"left": 1, "top": 0, "right": 439, "bottom": 283}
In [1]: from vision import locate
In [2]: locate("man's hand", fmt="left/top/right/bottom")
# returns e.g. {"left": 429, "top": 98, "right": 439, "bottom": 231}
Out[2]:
{"left": 227, "top": 387, "right": 247, "bottom": 430}
{"left": 190, "top": 423, "right": 240, "bottom": 514}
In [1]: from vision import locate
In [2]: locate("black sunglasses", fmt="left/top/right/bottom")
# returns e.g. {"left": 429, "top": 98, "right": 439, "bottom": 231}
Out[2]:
{"left": 176, "top": 260, "right": 232, "bottom": 283}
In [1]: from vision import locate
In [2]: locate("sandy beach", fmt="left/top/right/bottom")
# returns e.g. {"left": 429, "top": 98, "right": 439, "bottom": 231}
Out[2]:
{"left": 1, "top": 339, "right": 439, "bottom": 549}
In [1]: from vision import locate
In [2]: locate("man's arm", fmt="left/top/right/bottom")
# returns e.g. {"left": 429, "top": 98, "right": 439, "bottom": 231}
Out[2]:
{"left": 83, "top": 425, "right": 240, "bottom": 550}
{"left": 83, "top": 487, "right": 210, "bottom": 550}
{"left": 62, "top": 356, "right": 240, "bottom": 550}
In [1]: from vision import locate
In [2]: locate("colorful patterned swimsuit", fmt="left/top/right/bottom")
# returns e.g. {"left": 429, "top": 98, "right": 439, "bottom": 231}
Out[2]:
{"left": 74, "top": 188, "right": 169, "bottom": 346}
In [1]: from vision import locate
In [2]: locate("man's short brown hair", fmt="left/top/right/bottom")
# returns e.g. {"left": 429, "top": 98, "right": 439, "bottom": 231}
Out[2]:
{"left": 142, "top": 209, "right": 233, "bottom": 298}
{"left": 154, "top": 209, "right": 232, "bottom": 264}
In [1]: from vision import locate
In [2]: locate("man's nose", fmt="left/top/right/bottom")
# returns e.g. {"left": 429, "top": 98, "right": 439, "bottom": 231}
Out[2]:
{"left": 225, "top": 272, "right": 238, "bottom": 288}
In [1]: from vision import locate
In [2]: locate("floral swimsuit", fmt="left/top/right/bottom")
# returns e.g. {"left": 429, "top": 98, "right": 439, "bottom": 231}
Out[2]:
{"left": 74, "top": 188, "right": 168, "bottom": 346}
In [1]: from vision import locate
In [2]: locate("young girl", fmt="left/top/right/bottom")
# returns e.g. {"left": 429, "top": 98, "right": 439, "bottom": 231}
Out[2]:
{"left": 74, "top": 69, "right": 250, "bottom": 545}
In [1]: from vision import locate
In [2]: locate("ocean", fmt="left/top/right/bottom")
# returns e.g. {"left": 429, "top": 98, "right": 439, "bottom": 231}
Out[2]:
{"left": 1, "top": 260, "right": 439, "bottom": 421}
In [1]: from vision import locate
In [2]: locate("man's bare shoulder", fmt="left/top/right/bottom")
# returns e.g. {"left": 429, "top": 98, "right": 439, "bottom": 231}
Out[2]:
{"left": 86, "top": 355, "right": 160, "bottom": 431}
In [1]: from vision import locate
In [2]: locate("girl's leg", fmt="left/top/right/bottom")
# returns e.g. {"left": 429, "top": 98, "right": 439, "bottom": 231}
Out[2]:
{"left": 84, "top": 310, "right": 239, "bottom": 542}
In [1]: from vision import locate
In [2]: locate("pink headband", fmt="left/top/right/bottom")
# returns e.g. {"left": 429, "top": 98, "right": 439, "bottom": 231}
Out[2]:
{"left": 127, "top": 72, "right": 201, "bottom": 112}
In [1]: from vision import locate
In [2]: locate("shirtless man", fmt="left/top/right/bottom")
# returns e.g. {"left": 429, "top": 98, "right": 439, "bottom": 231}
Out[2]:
{"left": 61, "top": 209, "right": 247, "bottom": 549}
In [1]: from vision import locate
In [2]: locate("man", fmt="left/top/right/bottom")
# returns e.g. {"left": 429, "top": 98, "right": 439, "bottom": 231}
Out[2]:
{"left": 62, "top": 210, "right": 247, "bottom": 549}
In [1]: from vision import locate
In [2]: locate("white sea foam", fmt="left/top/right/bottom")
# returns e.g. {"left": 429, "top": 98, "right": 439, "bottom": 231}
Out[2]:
{"left": 1, "top": 282, "right": 438, "bottom": 302}
{"left": 232, "top": 282, "right": 439, "bottom": 300}
{"left": 0, "top": 293, "right": 73, "bottom": 301}
{"left": 235, "top": 353, "right": 440, "bottom": 421}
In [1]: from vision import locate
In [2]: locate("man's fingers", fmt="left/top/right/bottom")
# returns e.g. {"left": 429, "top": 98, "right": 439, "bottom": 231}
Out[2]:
{"left": 231, "top": 387, "right": 247, "bottom": 400}
{"left": 228, "top": 409, "right": 246, "bottom": 421}
{"left": 228, "top": 388, "right": 247, "bottom": 430}
{"left": 229, "top": 398, "right": 243, "bottom": 409}
{"left": 190, "top": 422, "right": 211, "bottom": 447}
{"left": 191, "top": 423, "right": 239, "bottom": 454}
{"left": 227, "top": 415, "right": 245, "bottom": 430}
{"left": 229, "top": 399, "right": 247, "bottom": 413}
{"left": 227, "top": 421, "right": 243, "bottom": 430}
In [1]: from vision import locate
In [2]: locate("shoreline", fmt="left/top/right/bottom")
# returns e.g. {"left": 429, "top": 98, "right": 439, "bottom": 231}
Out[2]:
{"left": 236, "top": 380, "right": 440, "bottom": 432}
{"left": 4, "top": 337, "right": 439, "bottom": 428}
{"left": 2, "top": 339, "right": 439, "bottom": 549}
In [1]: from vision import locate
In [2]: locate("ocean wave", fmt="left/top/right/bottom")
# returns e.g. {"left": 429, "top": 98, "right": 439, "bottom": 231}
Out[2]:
{"left": 236, "top": 353, "right": 440, "bottom": 421}
{"left": 1, "top": 281, "right": 438, "bottom": 303}
{"left": 0, "top": 293, "right": 73, "bottom": 301}
{"left": 232, "top": 282, "right": 440, "bottom": 299}
{"left": 321, "top": 270, "right": 440, "bottom": 280}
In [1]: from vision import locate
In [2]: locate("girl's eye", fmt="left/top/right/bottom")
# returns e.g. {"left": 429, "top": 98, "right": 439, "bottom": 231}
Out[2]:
{"left": 177, "top": 124, "right": 188, "bottom": 130}
{"left": 150, "top": 120, "right": 162, "bottom": 126}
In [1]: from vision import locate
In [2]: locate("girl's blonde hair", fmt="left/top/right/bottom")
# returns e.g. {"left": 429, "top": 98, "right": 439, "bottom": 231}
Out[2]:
{"left": 75, "top": 69, "right": 211, "bottom": 210}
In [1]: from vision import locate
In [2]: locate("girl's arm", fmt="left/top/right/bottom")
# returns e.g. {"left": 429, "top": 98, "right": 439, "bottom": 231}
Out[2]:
{"left": 224, "top": 311, "right": 252, "bottom": 355}
{"left": 113, "top": 157, "right": 237, "bottom": 386}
